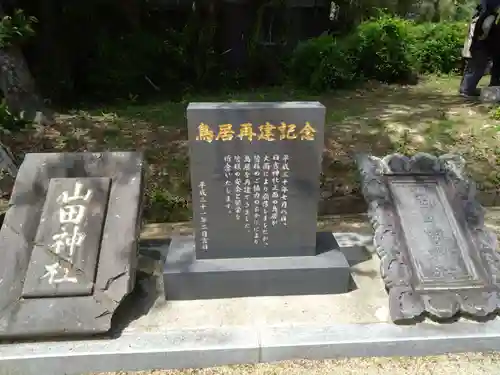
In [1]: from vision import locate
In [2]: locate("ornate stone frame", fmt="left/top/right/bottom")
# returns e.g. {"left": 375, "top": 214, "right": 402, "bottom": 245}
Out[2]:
{"left": 356, "top": 152, "right": 500, "bottom": 323}
{"left": 0, "top": 152, "right": 145, "bottom": 339}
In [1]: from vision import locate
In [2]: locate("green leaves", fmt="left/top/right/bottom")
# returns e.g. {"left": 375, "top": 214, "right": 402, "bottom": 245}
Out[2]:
{"left": 289, "top": 15, "right": 467, "bottom": 91}
{"left": 0, "top": 9, "right": 37, "bottom": 49}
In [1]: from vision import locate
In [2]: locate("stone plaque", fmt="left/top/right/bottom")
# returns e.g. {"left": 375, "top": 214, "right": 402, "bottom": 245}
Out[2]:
{"left": 0, "top": 152, "right": 145, "bottom": 339}
{"left": 356, "top": 152, "right": 500, "bottom": 323}
{"left": 187, "top": 102, "right": 325, "bottom": 259}
{"left": 388, "top": 176, "right": 486, "bottom": 290}
{"left": 22, "top": 178, "right": 111, "bottom": 298}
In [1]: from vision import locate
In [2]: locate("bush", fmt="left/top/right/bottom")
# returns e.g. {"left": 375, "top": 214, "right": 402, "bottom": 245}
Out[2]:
{"left": 288, "top": 15, "right": 466, "bottom": 92}
{"left": 413, "top": 22, "right": 467, "bottom": 74}
{"left": 352, "top": 15, "right": 418, "bottom": 83}
{"left": 289, "top": 35, "right": 357, "bottom": 91}
{"left": 0, "top": 9, "right": 37, "bottom": 48}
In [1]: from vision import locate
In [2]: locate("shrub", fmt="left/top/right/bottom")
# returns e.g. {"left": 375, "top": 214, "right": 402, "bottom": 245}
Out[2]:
{"left": 289, "top": 35, "right": 357, "bottom": 91}
{"left": 351, "top": 15, "right": 418, "bottom": 83}
{"left": 412, "top": 22, "right": 467, "bottom": 74}
{"left": 0, "top": 100, "right": 29, "bottom": 133}
{"left": 144, "top": 185, "right": 190, "bottom": 223}
{"left": 288, "top": 16, "right": 466, "bottom": 92}
{"left": 0, "top": 9, "right": 37, "bottom": 48}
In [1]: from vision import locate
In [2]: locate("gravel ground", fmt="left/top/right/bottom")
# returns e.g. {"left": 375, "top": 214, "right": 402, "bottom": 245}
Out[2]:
{"left": 96, "top": 353, "right": 500, "bottom": 375}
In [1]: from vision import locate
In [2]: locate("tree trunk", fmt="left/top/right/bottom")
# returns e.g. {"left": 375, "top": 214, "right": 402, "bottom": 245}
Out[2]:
{"left": 0, "top": 4, "right": 54, "bottom": 125}
{"left": 121, "top": 0, "right": 142, "bottom": 31}
{"left": 431, "top": 0, "right": 440, "bottom": 22}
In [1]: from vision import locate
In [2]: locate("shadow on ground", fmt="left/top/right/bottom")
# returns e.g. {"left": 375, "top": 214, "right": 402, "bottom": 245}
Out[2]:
{"left": 3, "top": 77, "right": 499, "bottom": 223}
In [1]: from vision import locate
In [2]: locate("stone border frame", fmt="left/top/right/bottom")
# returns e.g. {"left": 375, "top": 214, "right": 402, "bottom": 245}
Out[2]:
{"left": 0, "top": 152, "right": 145, "bottom": 339}
{"left": 356, "top": 152, "right": 500, "bottom": 323}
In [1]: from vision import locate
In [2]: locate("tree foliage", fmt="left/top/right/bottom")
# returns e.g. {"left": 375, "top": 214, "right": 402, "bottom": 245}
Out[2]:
{"left": 0, "top": 0, "right": 478, "bottom": 116}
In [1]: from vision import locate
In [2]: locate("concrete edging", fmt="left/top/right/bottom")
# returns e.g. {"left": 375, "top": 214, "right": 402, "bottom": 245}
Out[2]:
{"left": 3, "top": 320, "right": 500, "bottom": 374}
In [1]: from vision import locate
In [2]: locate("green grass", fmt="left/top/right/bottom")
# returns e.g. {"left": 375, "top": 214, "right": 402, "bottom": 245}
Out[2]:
{"left": 5, "top": 75, "right": 500, "bottom": 223}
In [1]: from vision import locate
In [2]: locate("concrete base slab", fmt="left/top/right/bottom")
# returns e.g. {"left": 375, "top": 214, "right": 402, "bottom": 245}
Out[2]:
{"left": 4, "top": 321, "right": 500, "bottom": 375}
{"left": 1, "top": 210, "right": 500, "bottom": 374}
{"left": 163, "top": 232, "right": 351, "bottom": 300}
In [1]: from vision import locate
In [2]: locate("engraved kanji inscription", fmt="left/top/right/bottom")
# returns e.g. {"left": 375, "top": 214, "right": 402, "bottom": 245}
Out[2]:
{"left": 0, "top": 152, "right": 145, "bottom": 339}
{"left": 188, "top": 102, "right": 325, "bottom": 260}
{"left": 356, "top": 152, "right": 500, "bottom": 323}
{"left": 389, "top": 177, "right": 485, "bottom": 289}
{"left": 22, "top": 177, "right": 111, "bottom": 298}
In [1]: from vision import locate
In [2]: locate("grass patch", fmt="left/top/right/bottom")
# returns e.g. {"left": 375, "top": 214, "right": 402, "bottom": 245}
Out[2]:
{"left": 4, "top": 75, "right": 500, "bottom": 223}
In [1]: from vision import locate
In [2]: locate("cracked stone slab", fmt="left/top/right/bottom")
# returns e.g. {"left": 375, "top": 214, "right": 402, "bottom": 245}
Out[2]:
{"left": 0, "top": 152, "right": 145, "bottom": 339}
{"left": 0, "top": 142, "right": 18, "bottom": 199}
{"left": 0, "top": 142, "right": 18, "bottom": 177}
{"left": 355, "top": 152, "right": 500, "bottom": 323}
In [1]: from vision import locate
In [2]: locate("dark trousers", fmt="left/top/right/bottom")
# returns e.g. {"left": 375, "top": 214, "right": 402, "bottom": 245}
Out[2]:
{"left": 491, "top": 55, "right": 500, "bottom": 85}
{"left": 461, "top": 48, "right": 500, "bottom": 92}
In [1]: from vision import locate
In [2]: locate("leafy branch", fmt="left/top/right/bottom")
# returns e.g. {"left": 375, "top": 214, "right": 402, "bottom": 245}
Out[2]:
{"left": 0, "top": 9, "right": 37, "bottom": 48}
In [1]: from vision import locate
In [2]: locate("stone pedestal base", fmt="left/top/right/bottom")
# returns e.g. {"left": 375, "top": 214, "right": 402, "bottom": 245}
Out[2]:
{"left": 163, "top": 232, "right": 351, "bottom": 300}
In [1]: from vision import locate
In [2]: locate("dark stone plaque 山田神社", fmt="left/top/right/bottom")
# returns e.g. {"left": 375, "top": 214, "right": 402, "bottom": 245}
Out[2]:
{"left": 163, "top": 102, "right": 351, "bottom": 300}
{"left": 22, "top": 177, "right": 111, "bottom": 298}
{"left": 0, "top": 152, "right": 145, "bottom": 339}
{"left": 356, "top": 152, "right": 500, "bottom": 323}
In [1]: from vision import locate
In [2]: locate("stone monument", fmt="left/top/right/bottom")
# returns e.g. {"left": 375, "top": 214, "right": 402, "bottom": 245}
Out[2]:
{"left": 356, "top": 152, "right": 500, "bottom": 323}
{"left": 163, "top": 102, "right": 350, "bottom": 300}
{"left": 0, "top": 152, "right": 145, "bottom": 338}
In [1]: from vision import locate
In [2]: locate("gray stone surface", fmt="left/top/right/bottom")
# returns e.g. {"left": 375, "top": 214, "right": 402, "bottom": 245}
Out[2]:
{"left": 480, "top": 86, "right": 500, "bottom": 103}
{"left": 6, "top": 319, "right": 500, "bottom": 375}
{"left": 1, "top": 210, "right": 500, "bottom": 373}
{"left": 187, "top": 102, "right": 325, "bottom": 260}
{"left": 172, "top": 102, "right": 348, "bottom": 300}
{"left": 356, "top": 152, "right": 500, "bottom": 323}
{"left": 0, "top": 142, "right": 17, "bottom": 178}
{"left": 22, "top": 177, "right": 111, "bottom": 298}
{"left": 0, "top": 152, "right": 145, "bottom": 339}
{"left": 0, "top": 142, "right": 18, "bottom": 199}
{"left": 163, "top": 233, "right": 350, "bottom": 300}
{"left": 0, "top": 327, "right": 261, "bottom": 375}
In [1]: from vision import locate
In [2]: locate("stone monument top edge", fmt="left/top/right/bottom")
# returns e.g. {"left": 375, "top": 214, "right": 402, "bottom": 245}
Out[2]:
{"left": 187, "top": 101, "right": 325, "bottom": 110}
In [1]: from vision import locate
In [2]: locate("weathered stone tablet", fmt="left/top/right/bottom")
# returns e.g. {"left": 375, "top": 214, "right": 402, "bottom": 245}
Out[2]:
{"left": 356, "top": 152, "right": 500, "bottom": 323}
{"left": 22, "top": 177, "right": 111, "bottom": 298}
{"left": 0, "top": 152, "right": 145, "bottom": 339}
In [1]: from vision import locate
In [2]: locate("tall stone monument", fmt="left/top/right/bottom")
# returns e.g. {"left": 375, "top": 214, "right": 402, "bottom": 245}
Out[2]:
{"left": 163, "top": 102, "right": 350, "bottom": 300}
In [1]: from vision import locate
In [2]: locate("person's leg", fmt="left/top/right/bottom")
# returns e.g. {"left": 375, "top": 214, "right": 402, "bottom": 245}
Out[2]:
{"left": 489, "top": 54, "right": 500, "bottom": 86}
{"left": 459, "top": 58, "right": 469, "bottom": 88}
{"left": 460, "top": 48, "right": 490, "bottom": 96}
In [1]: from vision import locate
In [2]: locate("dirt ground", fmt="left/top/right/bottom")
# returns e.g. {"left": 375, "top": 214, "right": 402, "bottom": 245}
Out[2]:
{"left": 3, "top": 75, "right": 500, "bottom": 223}
{"left": 95, "top": 353, "right": 500, "bottom": 374}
